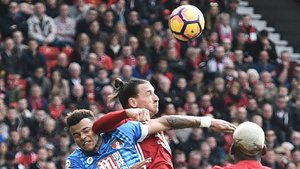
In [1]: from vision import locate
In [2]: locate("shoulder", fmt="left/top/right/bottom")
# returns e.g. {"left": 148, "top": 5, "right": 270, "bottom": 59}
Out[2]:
{"left": 66, "top": 149, "right": 84, "bottom": 168}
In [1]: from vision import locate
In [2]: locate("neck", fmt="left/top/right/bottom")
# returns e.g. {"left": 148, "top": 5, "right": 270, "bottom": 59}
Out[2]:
{"left": 93, "top": 135, "right": 102, "bottom": 152}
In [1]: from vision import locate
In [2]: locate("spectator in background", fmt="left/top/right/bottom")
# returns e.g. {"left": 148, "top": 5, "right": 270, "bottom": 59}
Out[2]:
{"left": 45, "top": 0, "right": 59, "bottom": 18}
{"left": 114, "top": 22, "right": 129, "bottom": 46}
{"left": 81, "top": 52, "right": 99, "bottom": 78}
{"left": 132, "top": 53, "right": 153, "bottom": 80}
{"left": 12, "top": 31, "right": 28, "bottom": 60}
{"left": 207, "top": 46, "right": 232, "bottom": 80}
{"left": 260, "top": 71, "right": 277, "bottom": 101}
{"left": 30, "top": 147, "right": 48, "bottom": 169}
{"left": 239, "top": 14, "right": 257, "bottom": 44}
{"left": 17, "top": 99, "right": 32, "bottom": 119}
{"left": 224, "top": 80, "right": 248, "bottom": 108}
{"left": 67, "top": 62, "right": 85, "bottom": 89}
{"left": 105, "top": 33, "right": 122, "bottom": 59}
{"left": 92, "top": 41, "right": 113, "bottom": 71}
{"left": 66, "top": 84, "right": 89, "bottom": 110}
{"left": 75, "top": 8, "right": 98, "bottom": 37}
{"left": 227, "top": 0, "right": 242, "bottom": 34}
{"left": 26, "top": 67, "right": 51, "bottom": 99}
{"left": 69, "top": 0, "right": 89, "bottom": 21}
{"left": 187, "top": 150, "right": 202, "bottom": 169}
{"left": 49, "top": 69, "right": 70, "bottom": 101}
{"left": 276, "top": 50, "right": 297, "bottom": 85}
{"left": 51, "top": 52, "right": 69, "bottom": 79}
{"left": 126, "top": 10, "right": 142, "bottom": 37}
{"left": 252, "top": 30, "right": 277, "bottom": 63}
{"left": 147, "top": 35, "right": 165, "bottom": 68}
{"left": 6, "top": 74, "right": 22, "bottom": 104}
{"left": 253, "top": 50, "right": 275, "bottom": 74}
{"left": 120, "top": 65, "right": 133, "bottom": 81}
{"left": 1, "top": 152, "right": 25, "bottom": 169}
{"left": 48, "top": 95, "right": 65, "bottom": 120}
{"left": 0, "top": 2, "right": 28, "bottom": 39}
{"left": 0, "top": 38, "right": 21, "bottom": 74}
{"left": 205, "top": 3, "right": 219, "bottom": 34}
{"left": 199, "top": 94, "right": 214, "bottom": 116}
{"left": 27, "top": 3, "right": 57, "bottom": 45}
{"left": 71, "top": 33, "right": 91, "bottom": 64}
{"left": 21, "top": 39, "right": 47, "bottom": 78}
{"left": 273, "top": 95, "right": 293, "bottom": 143}
{"left": 138, "top": 26, "right": 153, "bottom": 50}
{"left": 15, "top": 139, "right": 38, "bottom": 169}
{"left": 119, "top": 45, "right": 136, "bottom": 66}
{"left": 94, "top": 68, "right": 111, "bottom": 91}
{"left": 27, "top": 85, "right": 49, "bottom": 113}
{"left": 265, "top": 129, "right": 280, "bottom": 149}
{"left": 217, "top": 13, "right": 234, "bottom": 42}
{"left": 100, "top": 10, "right": 116, "bottom": 35}
{"left": 87, "top": 20, "right": 109, "bottom": 44}
{"left": 54, "top": 4, "right": 76, "bottom": 47}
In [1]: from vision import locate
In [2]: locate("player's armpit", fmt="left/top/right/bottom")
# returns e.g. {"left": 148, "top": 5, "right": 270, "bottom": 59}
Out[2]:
{"left": 92, "top": 110, "right": 127, "bottom": 134}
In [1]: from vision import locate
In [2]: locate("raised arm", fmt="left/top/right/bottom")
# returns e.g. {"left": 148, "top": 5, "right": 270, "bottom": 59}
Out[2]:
{"left": 145, "top": 115, "right": 236, "bottom": 136}
{"left": 92, "top": 110, "right": 127, "bottom": 135}
{"left": 92, "top": 108, "right": 151, "bottom": 135}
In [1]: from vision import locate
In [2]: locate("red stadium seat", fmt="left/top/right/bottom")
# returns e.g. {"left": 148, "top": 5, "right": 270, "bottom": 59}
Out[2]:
{"left": 18, "top": 79, "right": 27, "bottom": 98}
{"left": 39, "top": 46, "right": 60, "bottom": 60}
{"left": 62, "top": 46, "right": 73, "bottom": 59}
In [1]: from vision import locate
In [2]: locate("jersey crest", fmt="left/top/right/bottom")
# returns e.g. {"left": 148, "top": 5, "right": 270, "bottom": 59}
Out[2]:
{"left": 111, "top": 138, "right": 124, "bottom": 150}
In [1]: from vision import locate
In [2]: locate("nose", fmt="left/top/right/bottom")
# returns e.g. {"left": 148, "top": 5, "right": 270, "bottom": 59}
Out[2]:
{"left": 153, "top": 93, "right": 159, "bottom": 102}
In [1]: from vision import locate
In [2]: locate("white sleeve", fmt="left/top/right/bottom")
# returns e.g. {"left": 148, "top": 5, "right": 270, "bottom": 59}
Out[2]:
{"left": 137, "top": 123, "right": 148, "bottom": 142}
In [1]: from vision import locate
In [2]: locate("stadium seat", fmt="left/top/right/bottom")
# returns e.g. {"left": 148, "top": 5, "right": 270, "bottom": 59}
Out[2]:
{"left": 39, "top": 46, "right": 60, "bottom": 60}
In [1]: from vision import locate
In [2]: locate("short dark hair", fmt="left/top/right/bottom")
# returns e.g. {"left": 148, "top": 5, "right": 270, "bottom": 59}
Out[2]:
{"left": 109, "top": 78, "right": 149, "bottom": 108}
{"left": 66, "top": 109, "right": 94, "bottom": 127}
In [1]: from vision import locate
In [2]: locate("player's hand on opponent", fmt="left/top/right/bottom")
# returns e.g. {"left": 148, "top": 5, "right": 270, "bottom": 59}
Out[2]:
{"left": 130, "top": 158, "right": 152, "bottom": 169}
{"left": 210, "top": 119, "right": 236, "bottom": 133}
{"left": 125, "top": 108, "right": 151, "bottom": 124}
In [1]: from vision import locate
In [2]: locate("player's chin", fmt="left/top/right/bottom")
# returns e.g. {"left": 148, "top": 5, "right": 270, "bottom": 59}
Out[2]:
{"left": 82, "top": 144, "right": 95, "bottom": 152}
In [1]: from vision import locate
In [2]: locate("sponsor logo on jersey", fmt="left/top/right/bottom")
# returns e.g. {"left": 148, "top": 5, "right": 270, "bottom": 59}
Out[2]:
{"left": 97, "top": 151, "right": 129, "bottom": 169}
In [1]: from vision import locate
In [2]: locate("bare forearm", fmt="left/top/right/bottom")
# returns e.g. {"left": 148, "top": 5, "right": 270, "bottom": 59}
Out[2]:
{"left": 147, "top": 115, "right": 208, "bottom": 135}
{"left": 165, "top": 115, "right": 202, "bottom": 129}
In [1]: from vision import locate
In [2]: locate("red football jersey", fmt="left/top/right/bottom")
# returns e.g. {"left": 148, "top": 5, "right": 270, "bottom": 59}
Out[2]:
{"left": 140, "top": 131, "right": 173, "bottom": 169}
{"left": 213, "top": 160, "right": 271, "bottom": 169}
{"left": 92, "top": 110, "right": 174, "bottom": 169}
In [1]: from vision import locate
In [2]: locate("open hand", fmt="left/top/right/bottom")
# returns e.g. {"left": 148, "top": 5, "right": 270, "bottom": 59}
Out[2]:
{"left": 210, "top": 119, "right": 236, "bottom": 133}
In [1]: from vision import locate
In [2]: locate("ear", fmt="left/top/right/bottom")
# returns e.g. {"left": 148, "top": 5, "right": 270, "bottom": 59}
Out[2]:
{"left": 128, "top": 98, "right": 137, "bottom": 108}
{"left": 262, "top": 144, "right": 267, "bottom": 156}
{"left": 230, "top": 144, "right": 235, "bottom": 155}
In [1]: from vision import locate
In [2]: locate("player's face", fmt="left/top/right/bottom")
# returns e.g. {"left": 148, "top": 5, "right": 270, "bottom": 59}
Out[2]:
{"left": 70, "top": 118, "right": 99, "bottom": 153}
{"left": 134, "top": 82, "right": 159, "bottom": 117}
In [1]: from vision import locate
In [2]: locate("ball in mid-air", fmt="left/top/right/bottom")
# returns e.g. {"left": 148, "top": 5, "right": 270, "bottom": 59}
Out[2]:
{"left": 169, "top": 5, "right": 205, "bottom": 41}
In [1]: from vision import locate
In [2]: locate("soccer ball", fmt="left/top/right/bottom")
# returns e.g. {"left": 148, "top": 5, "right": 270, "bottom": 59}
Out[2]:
{"left": 169, "top": 5, "right": 205, "bottom": 41}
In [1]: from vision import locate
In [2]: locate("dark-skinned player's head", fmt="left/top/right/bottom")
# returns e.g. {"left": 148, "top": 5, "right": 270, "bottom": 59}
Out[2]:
{"left": 231, "top": 121, "right": 266, "bottom": 161}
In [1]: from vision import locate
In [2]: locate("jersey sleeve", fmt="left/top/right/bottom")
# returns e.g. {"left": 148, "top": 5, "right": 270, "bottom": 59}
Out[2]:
{"left": 117, "top": 121, "right": 148, "bottom": 142}
{"left": 92, "top": 110, "right": 128, "bottom": 134}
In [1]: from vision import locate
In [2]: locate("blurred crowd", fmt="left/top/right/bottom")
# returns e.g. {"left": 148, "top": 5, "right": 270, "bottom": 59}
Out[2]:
{"left": 0, "top": 0, "right": 300, "bottom": 168}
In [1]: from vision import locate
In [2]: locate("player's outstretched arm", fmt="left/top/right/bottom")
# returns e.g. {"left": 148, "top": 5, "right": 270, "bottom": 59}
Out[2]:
{"left": 92, "top": 108, "right": 151, "bottom": 134}
{"left": 145, "top": 115, "right": 236, "bottom": 135}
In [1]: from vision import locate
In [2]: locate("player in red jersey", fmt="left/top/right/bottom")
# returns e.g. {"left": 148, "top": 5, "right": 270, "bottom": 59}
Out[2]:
{"left": 92, "top": 78, "right": 236, "bottom": 169}
{"left": 213, "top": 121, "right": 271, "bottom": 169}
